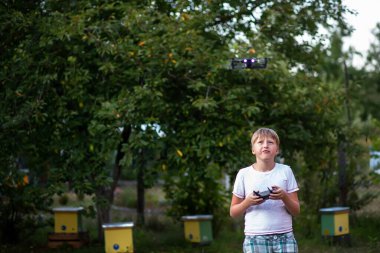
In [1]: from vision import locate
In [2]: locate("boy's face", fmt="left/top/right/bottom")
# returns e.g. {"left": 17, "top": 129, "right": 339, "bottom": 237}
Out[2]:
{"left": 252, "top": 136, "right": 279, "bottom": 161}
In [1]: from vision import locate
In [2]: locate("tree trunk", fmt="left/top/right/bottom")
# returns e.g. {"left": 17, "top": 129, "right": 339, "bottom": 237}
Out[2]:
{"left": 338, "top": 62, "right": 350, "bottom": 206}
{"left": 338, "top": 140, "right": 348, "bottom": 206}
{"left": 96, "top": 192, "right": 111, "bottom": 242}
{"left": 96, "top": 125, "right": 131, "bottom": 241}
{"left": 137, "top": 161, "right": 145, "bottom": 226}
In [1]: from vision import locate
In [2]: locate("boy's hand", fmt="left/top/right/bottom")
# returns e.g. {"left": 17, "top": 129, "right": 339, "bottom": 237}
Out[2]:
{"left": 269, "top": 186, "right": 286, "bottom": 200}
{"left": 247, "top": 193, "right": 265, "bottom": 205}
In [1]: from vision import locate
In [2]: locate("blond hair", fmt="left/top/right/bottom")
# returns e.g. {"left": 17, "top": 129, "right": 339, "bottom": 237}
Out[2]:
{"left": 251, "top": 128, "right": 280, "bottom": 149}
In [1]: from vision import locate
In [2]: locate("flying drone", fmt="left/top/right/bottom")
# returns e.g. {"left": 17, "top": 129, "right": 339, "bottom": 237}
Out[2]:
{"left": 230, "top": 57, "right": 269, "bottom": 70}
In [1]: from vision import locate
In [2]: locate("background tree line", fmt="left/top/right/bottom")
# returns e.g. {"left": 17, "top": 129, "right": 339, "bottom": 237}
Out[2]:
{"left": 1, "top": 0, "right": 380, "bottom": 243}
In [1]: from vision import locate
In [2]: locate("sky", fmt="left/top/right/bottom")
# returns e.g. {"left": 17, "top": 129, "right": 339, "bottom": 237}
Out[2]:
{"left": 343, "top": 0, "right": 380, "bottom": 67}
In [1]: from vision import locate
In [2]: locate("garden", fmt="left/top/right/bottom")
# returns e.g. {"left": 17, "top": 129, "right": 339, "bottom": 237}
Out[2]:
{"left": 2, "top": 1, "right": 380, "bottom": 252}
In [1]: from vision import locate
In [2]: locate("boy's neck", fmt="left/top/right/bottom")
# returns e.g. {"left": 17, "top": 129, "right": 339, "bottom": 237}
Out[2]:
{"left": 252, "top": 161, "right": 276, "bottom": 172}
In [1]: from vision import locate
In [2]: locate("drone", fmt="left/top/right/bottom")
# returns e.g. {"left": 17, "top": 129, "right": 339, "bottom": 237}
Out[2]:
{"left": 230, "top": 57, "right": 269, "bottom": 70}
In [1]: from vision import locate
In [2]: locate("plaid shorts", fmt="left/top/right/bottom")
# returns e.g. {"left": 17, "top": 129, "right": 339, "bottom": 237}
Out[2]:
{"left": 243, "top": 232, "right": 298, "bottom": 253}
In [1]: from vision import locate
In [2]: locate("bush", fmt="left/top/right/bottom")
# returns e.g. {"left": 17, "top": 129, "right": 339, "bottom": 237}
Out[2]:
{"left": 114, "top": 187, "right": 137, "bottom": 208}
{"left": 58, "top": 194, "right": 69, "bottom": 205}
{"left": 0, "top": 175, "right": 53, "bottom": 244}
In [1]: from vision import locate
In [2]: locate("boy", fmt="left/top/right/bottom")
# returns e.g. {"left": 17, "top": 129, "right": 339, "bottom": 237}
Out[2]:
{"left": 230, "top": 128, "right": 300, "bottom": 253}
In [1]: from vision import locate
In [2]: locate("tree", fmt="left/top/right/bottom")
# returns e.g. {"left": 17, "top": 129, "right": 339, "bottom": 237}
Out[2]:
{"left": 361, "top": 23, "right": 380, "bottom": 120}
{"left": 313, "top": 28, "right": 378, "bottom": 216}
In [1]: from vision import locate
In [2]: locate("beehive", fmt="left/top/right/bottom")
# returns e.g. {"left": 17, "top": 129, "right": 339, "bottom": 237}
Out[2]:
{"left": 181, "top": 215, "right": 213, "bottom": 244}
{"left": 102, "top": 222, "right": 134, "bottom": 253}
{"left": 320, "top": 207, "right": 349, "bottom": 236}
{"left": 53, "top": 207, "right": 84, "bottom": 233}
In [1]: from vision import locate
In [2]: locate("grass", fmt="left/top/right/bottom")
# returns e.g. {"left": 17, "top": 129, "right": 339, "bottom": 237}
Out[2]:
{"left": 2, "top": 184, "right": 380, "bottom": 253}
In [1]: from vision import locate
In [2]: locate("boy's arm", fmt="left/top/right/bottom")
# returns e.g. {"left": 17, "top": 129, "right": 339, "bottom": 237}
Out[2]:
{"left": 230, "top": 194, "right": 264, "bottom": 218}
{"left": 281, "top": 191, "right": 300, "bottom": 216}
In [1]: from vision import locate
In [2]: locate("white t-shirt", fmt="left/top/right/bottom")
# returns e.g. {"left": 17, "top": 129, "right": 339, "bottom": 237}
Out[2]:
{"left": 232, "top": 163, "right": 299, "bottom": 235}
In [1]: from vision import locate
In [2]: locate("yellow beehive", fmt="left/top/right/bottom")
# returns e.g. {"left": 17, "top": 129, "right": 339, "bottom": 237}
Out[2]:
{"left": 320, "top": 207, "right": 350, "bottom": 236}
{"left": 53, "top": 207, "right": 84, "bottom": 234}
{"left": 181, "top": 215, "right": 213, "bottom": 244}
{"left": 102, "top": 222, "right": 134, "bottom": 253}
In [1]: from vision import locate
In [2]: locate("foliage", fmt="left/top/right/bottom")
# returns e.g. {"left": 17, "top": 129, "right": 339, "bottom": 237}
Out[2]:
{"left": 0, "top": 171, "right": 52, "bottom": 243}
{"left": 362, "top": 23, "right": 380, "bottom": 120}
